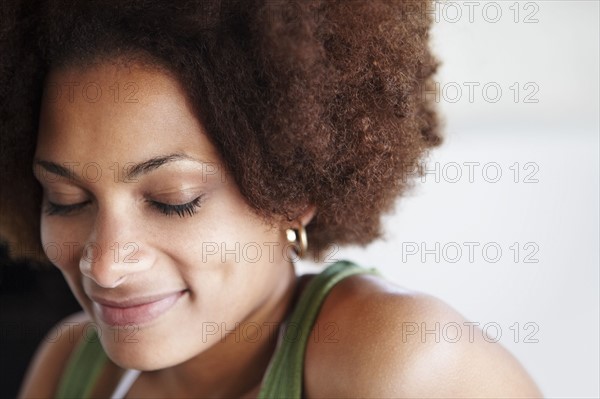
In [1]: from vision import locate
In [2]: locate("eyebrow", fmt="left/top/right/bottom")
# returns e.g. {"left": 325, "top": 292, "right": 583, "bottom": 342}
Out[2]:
{"left": 34, "top": 153, "right": 207, "bottom": 181}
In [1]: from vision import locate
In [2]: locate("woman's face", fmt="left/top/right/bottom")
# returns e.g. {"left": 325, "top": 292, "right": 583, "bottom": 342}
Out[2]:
{"left": 34, "top": 61, "right": 296, "bottom": 370}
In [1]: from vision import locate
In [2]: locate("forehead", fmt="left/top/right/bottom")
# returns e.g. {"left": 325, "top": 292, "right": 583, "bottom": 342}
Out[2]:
{"left": 41, "top": 61, "right": 187, "bottom": 121}
{"left": 36, "top": 61, "right": 219, "bottom": 165}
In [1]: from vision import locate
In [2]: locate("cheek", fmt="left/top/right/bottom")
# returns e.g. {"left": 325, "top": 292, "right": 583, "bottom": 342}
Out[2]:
{"left": 162, "top": 206, "right": 287, "bottom": 295}
{"left": 40, "top": 215, "right": 95, "bottom": 314}
{"left": 40, "top": 215, "right": 84, "bottom": 272}
{"left": 171, "top": 216, "right": 286, "bottom": 271}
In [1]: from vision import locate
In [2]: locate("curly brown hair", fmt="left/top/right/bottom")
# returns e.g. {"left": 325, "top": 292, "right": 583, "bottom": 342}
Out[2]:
{"left": 0, "top": 0, "right": 442, "bottom": 262}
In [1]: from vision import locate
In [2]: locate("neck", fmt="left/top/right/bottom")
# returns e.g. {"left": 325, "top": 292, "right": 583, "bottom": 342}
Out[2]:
{"left": 143, "top": 262, "right": 299, "bottom": 398}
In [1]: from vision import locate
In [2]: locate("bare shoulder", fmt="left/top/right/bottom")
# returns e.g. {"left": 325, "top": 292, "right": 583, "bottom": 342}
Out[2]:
{"left": 18, "top": 311, "right": 92, "bottom": 399}
{"left": 304, "top": 272, "right": 543, "bottom": 398}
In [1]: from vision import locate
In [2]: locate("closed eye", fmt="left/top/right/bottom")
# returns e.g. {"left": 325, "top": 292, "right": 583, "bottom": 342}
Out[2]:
{"left": 44, "top": 196, "right": 204, "bottom": 218}
{"left": 45, "top": 200, "right": 91, "bottom": 216}
{"left": 147, "top": 195, "right": 203, "bottom": 218}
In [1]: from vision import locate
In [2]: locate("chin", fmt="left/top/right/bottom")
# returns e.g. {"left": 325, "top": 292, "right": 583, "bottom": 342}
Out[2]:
{"left": 98, "top": 326, "right": 203, "bottom": 371}
{"left": 100, "top": 337, "right": 180, "bottom": 371}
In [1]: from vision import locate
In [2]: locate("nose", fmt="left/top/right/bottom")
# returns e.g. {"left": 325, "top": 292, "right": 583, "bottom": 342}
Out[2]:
{"left": 79, "top": 207, "right": 154, "bottom": 288}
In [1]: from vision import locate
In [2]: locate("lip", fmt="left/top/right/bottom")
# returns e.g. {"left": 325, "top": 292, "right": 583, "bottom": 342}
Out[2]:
{"left": 91, "top": 290, "right": 186, "bottom": 327}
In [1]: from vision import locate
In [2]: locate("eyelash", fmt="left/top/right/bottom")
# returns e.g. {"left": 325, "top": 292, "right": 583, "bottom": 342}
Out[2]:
{"left": 44, "top": 196, "right": 203, "bottom": 218}
{"left": 147, "top": 196, "right": 203, "bottom": 218}
{"left": 45, "top": 201, "right": 91, "bottom": 216}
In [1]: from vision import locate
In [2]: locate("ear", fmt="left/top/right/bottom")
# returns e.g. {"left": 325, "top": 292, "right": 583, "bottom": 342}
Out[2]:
{"left": 299, "top": 204, "right": 317, "bottom": 227}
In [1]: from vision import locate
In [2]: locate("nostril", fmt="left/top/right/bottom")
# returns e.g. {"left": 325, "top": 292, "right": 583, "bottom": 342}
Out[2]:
{"left": 83, "top": 268, "right": 127, "bottom": 289}
{"left": 99, "top": 275, "right": 127, "bottom": 289}
{"left": 79, "top": 253, "right": 128, "bottom": 289}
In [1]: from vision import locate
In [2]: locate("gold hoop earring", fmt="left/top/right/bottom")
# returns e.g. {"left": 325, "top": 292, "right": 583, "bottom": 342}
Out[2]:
{"left": 286, "top": 223, "right": 308, "bottom": 259}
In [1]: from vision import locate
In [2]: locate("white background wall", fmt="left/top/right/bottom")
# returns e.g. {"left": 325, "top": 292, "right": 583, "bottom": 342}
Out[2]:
{"left": 299, "top": 1, "right": 599, "bottom": 397}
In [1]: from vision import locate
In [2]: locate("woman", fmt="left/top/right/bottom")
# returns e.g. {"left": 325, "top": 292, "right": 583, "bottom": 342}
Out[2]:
{"left": 1, "top": 0, "right": 542, "bottom": 397}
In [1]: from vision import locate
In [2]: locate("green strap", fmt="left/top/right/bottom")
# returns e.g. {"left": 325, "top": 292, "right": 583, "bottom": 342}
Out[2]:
{"left": 55, "top": 329, "right": 108, "bottom": 399}
{"left": 257, "top": 260, "right": 381, "bottom": 399}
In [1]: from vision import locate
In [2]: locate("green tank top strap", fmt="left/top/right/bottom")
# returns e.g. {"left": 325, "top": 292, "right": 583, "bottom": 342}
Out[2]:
{"left": 257, "top": 260, "right": 381, "bottom": 399}
{"left": 55, "top": 329, "right": 107, "bottom": 398}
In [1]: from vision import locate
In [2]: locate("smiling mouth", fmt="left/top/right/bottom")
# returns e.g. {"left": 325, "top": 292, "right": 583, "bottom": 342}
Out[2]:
{"left": 92, "top": 290, "right": 187, "bottom": 327}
